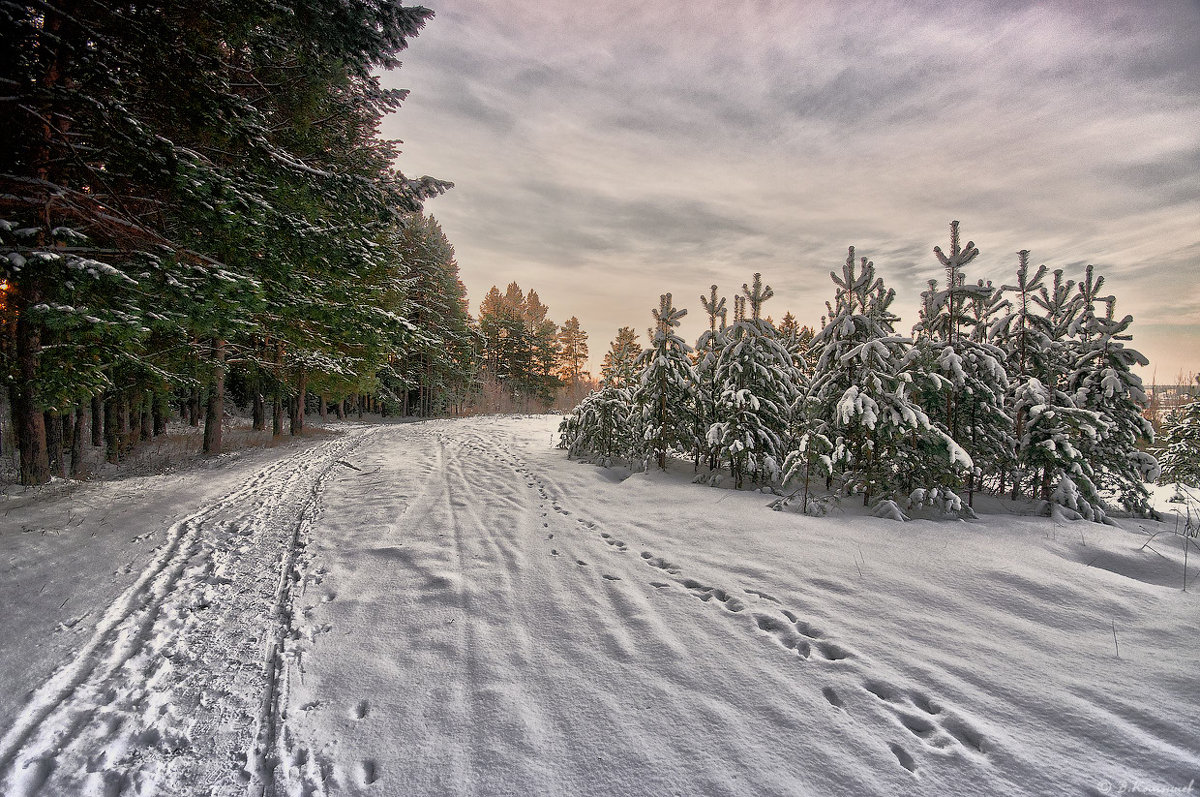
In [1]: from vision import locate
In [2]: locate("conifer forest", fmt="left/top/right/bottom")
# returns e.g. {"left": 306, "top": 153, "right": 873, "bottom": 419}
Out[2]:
{"left": 0, "top": 2, "right": 593, "bottom": 485}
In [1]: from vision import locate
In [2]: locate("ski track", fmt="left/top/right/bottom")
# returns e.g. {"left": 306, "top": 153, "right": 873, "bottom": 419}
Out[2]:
{"left": 445, "top": 421, "right": 991, "bottom": 780}
{"left": 0, "top": 428, "right": 370, "bottom": 797}
{"left": 3, "top": 417, "right": 996, "bottom": 794}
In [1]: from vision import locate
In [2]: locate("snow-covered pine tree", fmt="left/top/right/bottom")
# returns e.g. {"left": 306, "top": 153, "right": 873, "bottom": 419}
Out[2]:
{"left": 695, "top": 285, "right": 729, "bottom": 471}
{"left": 708, "top": 274, "right": 800, "bottom": 488}
{"left": 1005, "top": 264, "right": 1111, "bottom": 520}
{"left": 633, "top": 294, "right": 698, "bottom": 470}
{"left": 777, "top": 312, "right": 816, "bottom": 375}
{"left": 807, "top": 248, "right": 966, "bottom": 510}
{"left": 910, "top": 222, "right": 1013, "bottom": 507}
{"left": 600, "top": 327, "right": 643, "bottom": 388}
{"left": 1155, "top": 379, "right": 1200, "bottom": 489}
{"left": 378, "top": 213, "right": 474, "bottom": 417}
{"left": 557, "top": 384, "right": 636, "bottom": 466}
{"left": 1065, "top": 266, "right": 1158, "bottom": 515}
{"left": 992, "top": 251, "right": 1055, "bottom": 497}
{"left": 781, "top": 364, "right": 831, "bottom": 514}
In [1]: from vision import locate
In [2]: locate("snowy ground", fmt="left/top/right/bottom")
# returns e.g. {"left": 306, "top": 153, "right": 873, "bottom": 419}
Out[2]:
{"left": 1, "top": 415, "right": 1197, "bottom": 796}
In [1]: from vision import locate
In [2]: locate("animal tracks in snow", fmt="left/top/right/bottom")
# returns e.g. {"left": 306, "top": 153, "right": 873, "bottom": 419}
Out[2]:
{"left": 859, "top": 677, "right": 984, "bottom": 755}
{"left": 452, "top": 426, "right": 990, "bottom": 782}
{"left": 530, "top": 467, "right": 989, "bottom": 781}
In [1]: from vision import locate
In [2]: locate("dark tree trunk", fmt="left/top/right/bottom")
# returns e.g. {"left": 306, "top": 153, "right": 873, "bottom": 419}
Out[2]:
{"left": 140, "top": 393, "right": 152, "bottom": 441}
{"left": 105, "top": 398, "right": 121, "bottom": 463}
{"left": 272, "top": 394, "right": 283, "bottom": 436}
{"left": 153, "top": 391, "right": 168, "bottom": 436}
{"left": 188, "top": 386, "right": 200, "bottom": 427}
{"left": 203, "top": 338, "right": 225, "bottom": 454}
{"left": 118, "top": 395, "right": 131, "bottom": 455}
{"left": 272, "top": 343, "right": 284, "bottom": 436}
{"left": 252, "top": 390, "right": 265, "bottom": 431}
{"left": 45, "top": 410, "right": 64, "bottom": 478}
{"left": 91, "top": 395, "right": 104, "bottom": 447}
{"left": 11, "top": 315, "right": 50, "bottom": 484}
{"left": 334, "top": 399, "right": 344, "bottom": 420}
{"left": 319, "top": 394, "right": 327, "bottom": 421}
{"left": 70, "top": 405, "right": 85, "bottom": 477}
{"left": 290, "top": 369, "right": 307, "bottom": 436}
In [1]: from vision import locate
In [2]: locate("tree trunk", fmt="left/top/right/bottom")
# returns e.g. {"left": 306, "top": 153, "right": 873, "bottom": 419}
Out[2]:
{"left": 188, "top": 385, "right": 200, "bottom": 427}
{"left": 118, "top": 395, "right": 131, "bottom": 456}
{"left": 61, "top": 411, "right": 72, "bottom": 459}
{"left": 290, "top": 369, "right": 307, "bottom": 436}
{"left": 272, "top": 393, "right": 283, "bottom": 437}
{"left": 105, "top": 397, "right": 121, "bottom": 463}
{"left": 334, "top": 399, "right": 344, "bottom": 420}
{"left": 70, "top": 405, "right": 85, "bottom": 477}
{"left": 140, "top": 393, "right": 152, "bottom": 441}
{"left": 45, "top": 410, "right": 64, "bottom": 478}
{"left": 203, "top": 338, "right": 225, "bottom": 454}
{"left": 252, "top": 390, "right": 265, "bottom": 431}
{"left": 319, "top": 394, "right": 327, "bottom": 421}
{"left": 11, "top": 313, "right": 50, "bottom": 484}
{"left": 153, "top": 391, "right": 168, "bottom": 436}
{"left": 272, "top": 343, "right": 284, "bottom": 436}
{"left": 91, "top": 395, "right": 103, "bottom": 447}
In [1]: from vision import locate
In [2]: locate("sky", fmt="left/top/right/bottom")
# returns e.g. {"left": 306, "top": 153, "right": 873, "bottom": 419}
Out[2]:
{"left": 381, "top": 0, "right": 1200, "bottom": 381}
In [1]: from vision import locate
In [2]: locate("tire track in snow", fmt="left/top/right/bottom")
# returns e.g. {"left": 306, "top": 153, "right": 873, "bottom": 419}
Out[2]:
{"left": 0, "top": 428, "right": 368, "bottom": 797}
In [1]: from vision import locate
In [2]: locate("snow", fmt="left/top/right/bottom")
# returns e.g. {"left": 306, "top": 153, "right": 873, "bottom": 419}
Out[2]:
{"left": 2, "top": 415, "right": 1198, "bottom": 796}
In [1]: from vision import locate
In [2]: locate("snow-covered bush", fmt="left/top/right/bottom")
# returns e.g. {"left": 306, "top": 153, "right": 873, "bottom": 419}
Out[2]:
{"left": 1155, "top": 381, "right": 1200, "bottom": 489}
{"left": 557, "top": 385, "right": 636, "bottom": 466}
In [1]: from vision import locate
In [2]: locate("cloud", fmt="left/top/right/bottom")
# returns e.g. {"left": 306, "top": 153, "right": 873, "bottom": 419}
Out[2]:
{"left": 384, "top": 0, "right": 1200, "bottom": 375}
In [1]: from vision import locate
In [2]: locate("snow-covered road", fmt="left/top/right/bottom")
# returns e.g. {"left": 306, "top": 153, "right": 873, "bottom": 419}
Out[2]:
{"left": 2, "top": 416, "right": 1197, "bottom": 796}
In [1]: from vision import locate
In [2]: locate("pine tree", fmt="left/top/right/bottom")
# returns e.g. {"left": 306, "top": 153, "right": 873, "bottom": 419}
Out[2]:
{"left": 379, "top": 213, "right": 474, "bottom": 416}
{"left": 992, "top": 251, "right": 1055, "bottom": 498}
{"left": 708, "top": 274, "right": 800, "bottom": 488}
{"left": 557, "top": 317, "right": 590, "bottom": 390}
{"left": 558, "top": 385, "right": 636, "bottom": 466}
{"left": 1156, "top": 379, "right": 1200, "bottom": 489}
{"left": 807, "top": 248, "right": 966, "bottom": 510}
{"left": 910, "top": 222, "right": 1013, "bottom": 506}
{"left": 524, "top": 290, "right": 561, "bottom": 407}
{"left": 1065, "top": 266, "right": 1158, "bottom": 515}
{"left": 600, "top": 327, "right": 642, "bottom": 388}
{"left": 478, "top": 284, "right": 535, "bottom": 406}
{"left": 633, "top": 294, "right": 697, "bottom": 470}
{"left": 695, "top": 285, "right": 728, "bottom": 470}
{"left": 1003, "top": 264, "right": 1111, "bottom": 519}
{"left": 776, "top": 312, "right": 815, "bottom": 374}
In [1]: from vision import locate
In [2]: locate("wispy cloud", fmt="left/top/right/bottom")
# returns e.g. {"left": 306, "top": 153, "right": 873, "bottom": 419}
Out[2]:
{"left": 385, "top": 0, "right": 1200, "bottom": 374}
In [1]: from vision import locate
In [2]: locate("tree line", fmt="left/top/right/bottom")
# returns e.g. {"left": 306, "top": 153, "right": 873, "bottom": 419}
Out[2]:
{"left": 561, "top": 221, "right": 1159, "bottom": 523}
{"left": 475, "top": 282, "right": 591, "bottom": 413}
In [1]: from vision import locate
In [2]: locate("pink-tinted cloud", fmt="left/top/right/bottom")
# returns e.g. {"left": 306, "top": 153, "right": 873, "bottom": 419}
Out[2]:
{"left": 384, "top": 0, "right": 1200, "bottom": 378}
